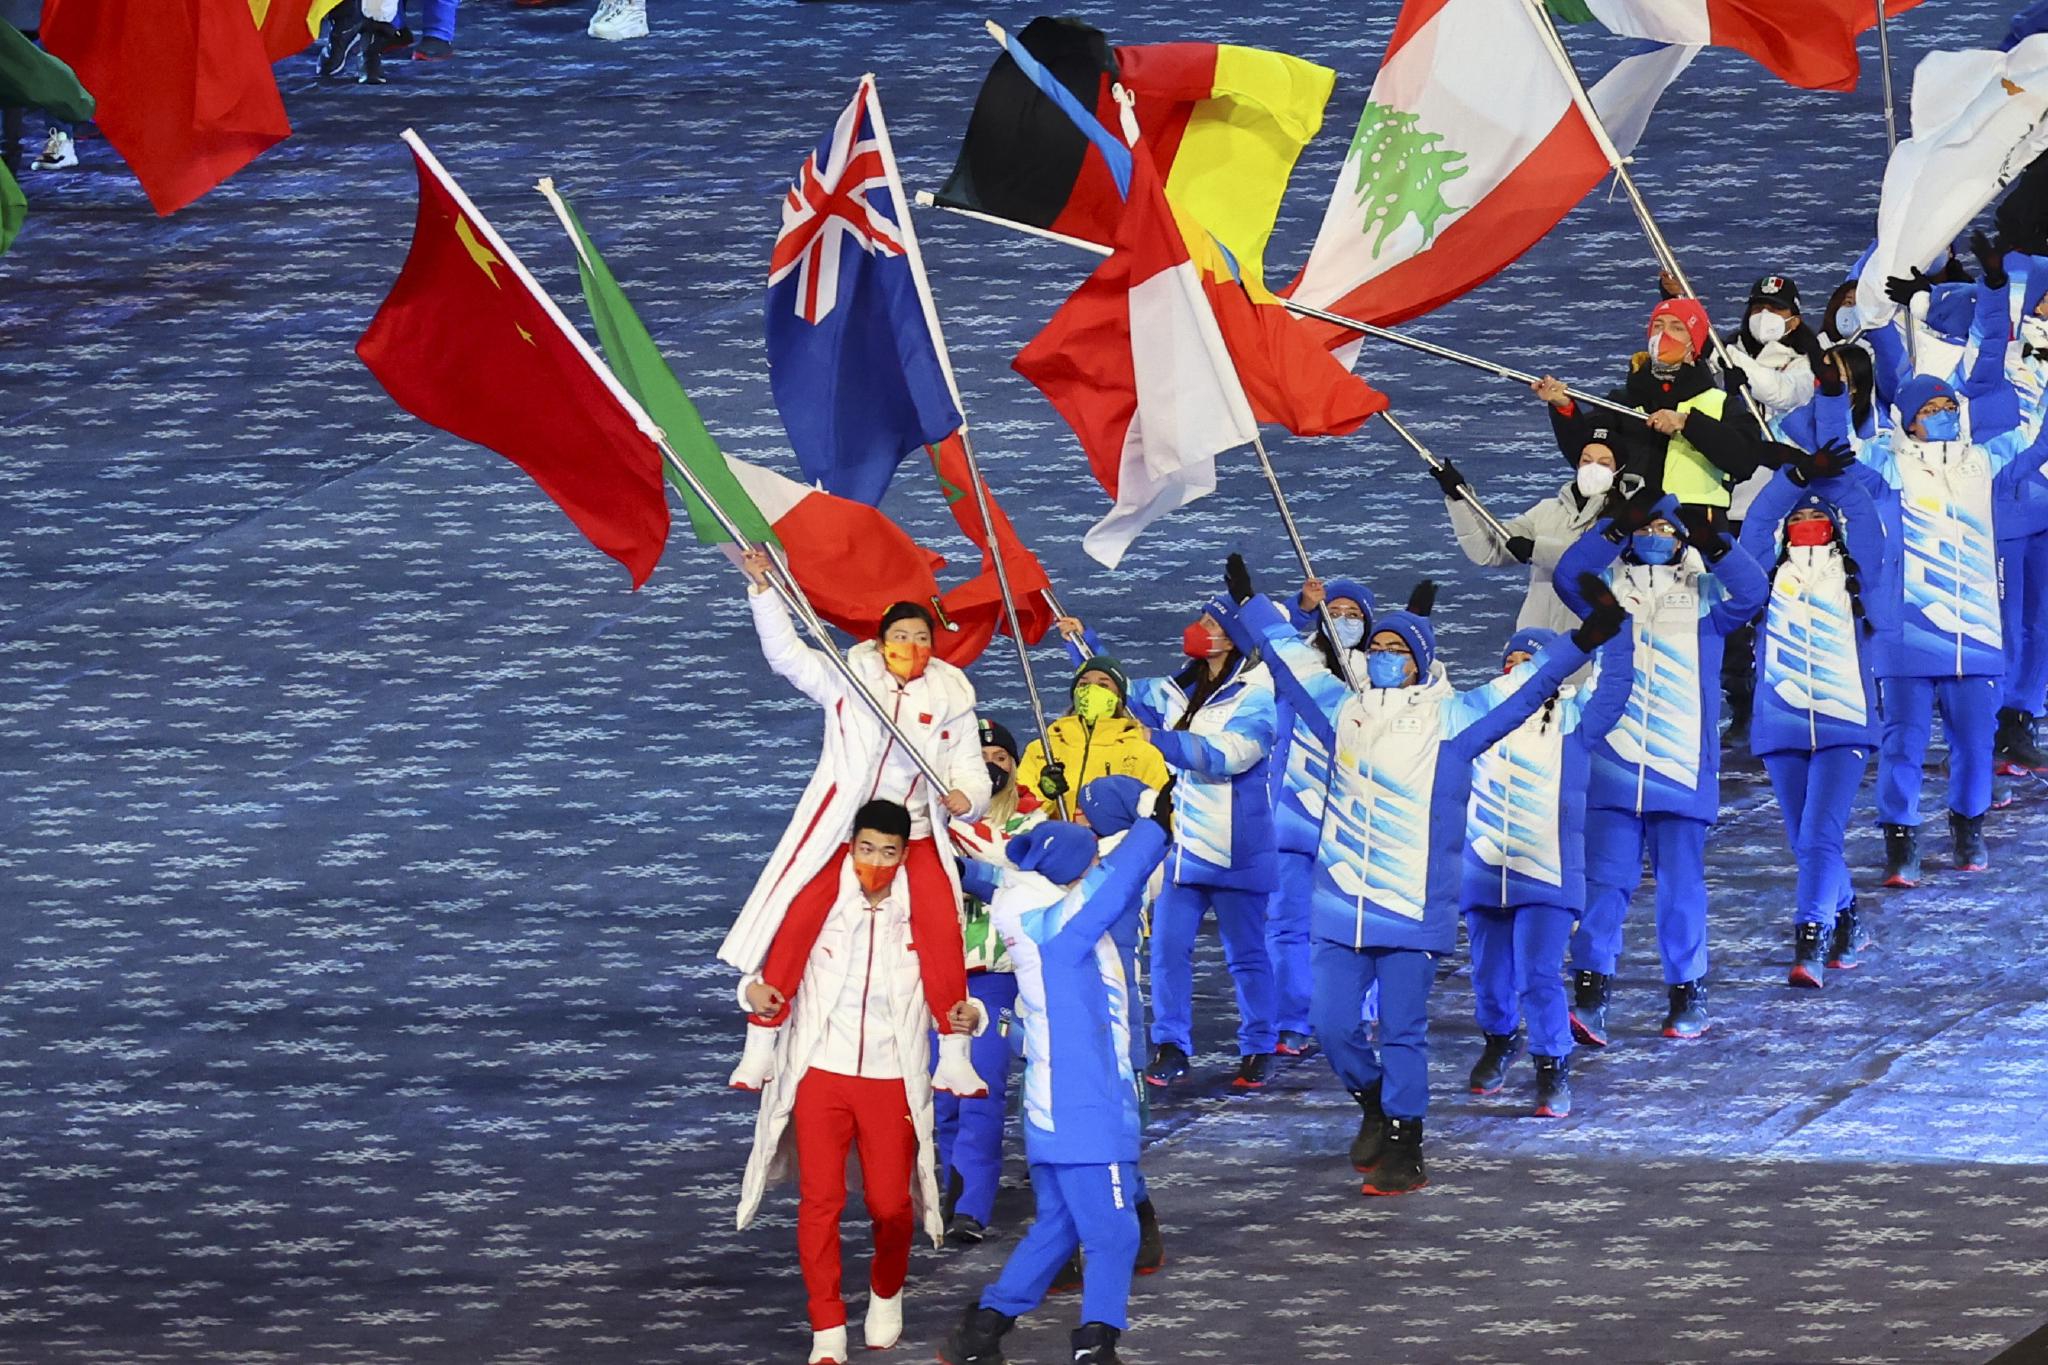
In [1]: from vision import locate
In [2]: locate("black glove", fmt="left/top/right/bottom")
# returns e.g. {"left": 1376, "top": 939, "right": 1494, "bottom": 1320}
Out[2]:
{"left": 1757, "top": 441, "right": 1799, "bottom": 470}
{"left": 1723, "top": 363, "right": 1749, "bottom": 393}
{"left": 1805, "top": 438, "right": 1859, "bottom": 483}
{"left": 1884, "top": 268, "right": 1936, "bottom": 307}
{"left": 1149, "top": 778, "right": 1176, "bottom": 835}
{"left": 1569, "top": 573, "right": 1629, "bottom": 651}
{"left": 1505, "top": 535, "right": 1535, "bottom": 565}
{"left": 1972, "top": 229, "right": 2009, "bottom": 290}
{"left": 1816, "top": 349, "right": 1847, "bottom": 397}
{"left": 1602, "top": 484, "right": 1662, "bottom": 542}
{"left": 1675, "top": 503, "right": 1728, "bottom": 559}
{"left": 1789, "top": 322, "right": 1827, "bottom": 364}
{"left": 1039, "top": 762, "right": 1070, "bottom": 802}
{"left": 1224, "top": 552, "right": 1254, "bottom": 605}
{"left": 1428, "top": 459, "right": 1467, "bottom": 501}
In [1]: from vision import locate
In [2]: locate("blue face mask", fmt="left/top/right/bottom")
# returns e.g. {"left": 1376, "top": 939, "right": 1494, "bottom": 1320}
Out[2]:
{"left": 1366, "top": 650, "right": 1411, "bottom": 688}
{"left": 1919, "top": 407, "right": 1962, "bottom": 442}
{"left": 1632, "top": 532, "right": 1679, "bottom": 565}
{"left": 1330, "top": 616, "right": 1366, "bottom": 650}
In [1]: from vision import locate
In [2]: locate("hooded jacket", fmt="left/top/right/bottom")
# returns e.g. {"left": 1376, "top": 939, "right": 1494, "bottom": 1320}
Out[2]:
{"left": 1063, "top": 632, "right": 1278, "bottom": 892}
{"left": 1738, "top": 469, "right": 1895, "bottom": 756}
{"left": 1460, "top": 629, "right": 1634, "bottom": 913}
{"left": 1216, "top": 595, "right": 1594, "bottom": 954}
{"left": 1555, "top": 517, "right": 1770, "bottom": 820}
{"left": 1448, "top": 482, "right": 1605, "bottom": 634}
{"left": 992, "top": 819, "right": 1169, "bottom": 1167}
{"left": 1269, "top": 578, "right": 1375, "bottom": 855}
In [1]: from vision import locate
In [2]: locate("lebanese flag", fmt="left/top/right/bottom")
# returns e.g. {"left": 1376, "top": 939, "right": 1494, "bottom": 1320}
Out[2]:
{"left": 1015, "top": 144, "right": 1257, "bottom": 569}
{"left": 1289, "top": 0, "right": 1693, "bottom": 334}
{"left": 1578, "top": 0, "right": 1922, "bottom": 92}
{"left": 926, "top": 433, "right": 1055, "bottom": 664}
{"left": 721, "top": 454, "right": 953, "bottom": 647}
{"left": 357, "top": 133, "right": 670, "bottom": 586}
{"left": 41, "top": 0, "right": 292, "bottom": 216}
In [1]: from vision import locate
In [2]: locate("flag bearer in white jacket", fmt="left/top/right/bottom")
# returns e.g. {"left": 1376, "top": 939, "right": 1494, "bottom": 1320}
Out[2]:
{"left": 734, "top": 799, "right": 985, "bottom": 1365}
{"left": 721, "top": 550, "right": 993, "bottom": 1104}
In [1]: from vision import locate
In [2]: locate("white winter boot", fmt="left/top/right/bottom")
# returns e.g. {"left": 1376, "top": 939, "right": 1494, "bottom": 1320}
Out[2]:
{"left": 727, "top": 1022, "right": 776, "bottom": 1091}
{"left": 863, "top": 1289, "right": 903, "bottom": 1350}
{"left": 931, "top": 1031, "right": 988, "bottom": 1098}
{"left": 587, "top": 0, "right": 648, "bottom": 41}
{"left": 808, "top": 1324, "right": 848, "bottom": 1364}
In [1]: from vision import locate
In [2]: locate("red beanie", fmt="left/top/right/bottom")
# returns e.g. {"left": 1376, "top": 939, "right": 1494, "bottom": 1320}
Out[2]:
{"left": 1648, "top": 298, "right": 1711, "bottom": 357}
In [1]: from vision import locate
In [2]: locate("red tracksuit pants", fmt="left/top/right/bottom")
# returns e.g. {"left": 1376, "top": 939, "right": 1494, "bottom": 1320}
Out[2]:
{"left": 794, "top": 1068, "right": 918, "bottom": 1330}
{"left": 753, "top": 837, "right": 966, "bottom": 1031}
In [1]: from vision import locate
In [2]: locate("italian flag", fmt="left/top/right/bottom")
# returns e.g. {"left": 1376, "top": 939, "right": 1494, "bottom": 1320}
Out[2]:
{"left": 1563, "top": 0, "right": 1923, "bottom": 93}
{"left": 1289, "top": 0, "right": 1693, "bottom": 332}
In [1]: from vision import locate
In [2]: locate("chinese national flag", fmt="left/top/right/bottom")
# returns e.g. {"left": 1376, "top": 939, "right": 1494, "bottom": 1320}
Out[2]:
{"left": 249, "top": 0, "right": 327, "bottom": 62}
{"left": 41, "top": 0, "right": 291, "bottom": 216}
{"left": 357, "top": 137, "right": 671, "bottom": 587}
{"left": 926, "top": 432, "right": 1054, "bottom": 667}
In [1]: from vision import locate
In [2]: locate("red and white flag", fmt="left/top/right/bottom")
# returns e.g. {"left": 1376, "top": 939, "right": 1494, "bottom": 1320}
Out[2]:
{"left": 1578, "top": 0, "right": 1922, "bottom": 93}
{"left": 1014, "top": 146, "right": 1258, "bottom": 568}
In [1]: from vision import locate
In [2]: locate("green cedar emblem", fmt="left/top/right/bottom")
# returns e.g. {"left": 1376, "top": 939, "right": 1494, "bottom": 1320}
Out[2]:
{"left": 1347, "top": 102, "right": 1470, "bottom": 260}
{"left": 1545, "top": 0, "right": 1598, "bottom": 22}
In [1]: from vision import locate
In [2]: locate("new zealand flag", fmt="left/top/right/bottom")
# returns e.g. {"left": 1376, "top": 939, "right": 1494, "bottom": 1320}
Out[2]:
{"left": 765, "top": 81, "right": 961, "bottom": 507}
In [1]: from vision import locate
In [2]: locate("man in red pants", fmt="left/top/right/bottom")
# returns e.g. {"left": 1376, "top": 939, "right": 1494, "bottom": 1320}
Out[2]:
{"left": 733, "top": 800, "right": 983, "bottom": 1365}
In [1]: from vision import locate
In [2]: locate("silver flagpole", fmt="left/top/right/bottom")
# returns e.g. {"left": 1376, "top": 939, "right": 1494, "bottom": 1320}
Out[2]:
{"left": 1378, "top": 410, "right": 1519, "bottom": 546}
{"left": 1247, "top": 431, "right": 1366, "bottom": 693}
{"left": 865, "top": 74, "right": 1069, "bottom": 817}
{"left": 532, "top": 174, "right": 951, "bottom": 790}
{"left": 1876, "top": 0, "right": 1900, "bottom": 154}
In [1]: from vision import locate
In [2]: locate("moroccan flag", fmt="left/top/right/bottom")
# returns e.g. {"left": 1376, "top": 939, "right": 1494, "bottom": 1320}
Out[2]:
{"left": 357, "top": 134, "right": 670, "bottom": 587}
{"left": 1289, "top": 1, "right": 1693, "bottom": 333}
{"left": 0, "top": 23, "right": 93, "bottom": 256}
{"left": 1558, "top": 0, "right": 1922, "bottom": 92}
{"left": 41, "top": 0, "right": 291, "bottom": 216}
{"left": 250, "top": 0, "right": 328, "bottom": 62}
{"left": 721, "top": 455, "right": 951, "bottom": 646}
{"left": 926, "top": 434, "right": 1055, "bottom": 663}
{"left": 548, "top": 181, "right": 779, "bottom": 548}
{"left": 937, "top": 18, "right": 1333, "bottom": 290}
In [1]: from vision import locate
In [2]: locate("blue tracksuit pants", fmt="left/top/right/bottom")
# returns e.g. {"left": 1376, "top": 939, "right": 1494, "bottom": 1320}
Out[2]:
{"left": 1149, "top": 880, "right": 1277, "bottom": 1057}
{"left": 1999, "top": 531, "right": 2048, "bottom": 714}
{"left": 1877, "top": 675, "right": 1999, "bottom": 823}
{"left": 980, "top": 1160, "right": 1140, "bottom": 1330}
{"left": 1575, "top": 807, "right": 1710, "bottom": 986}
{"left": 934, "top": 971, "right": 1018, "bottom": 1227}
{"left": 1266, "top": 851, "right": 1315, "bottom": 1036}
{"left": 1466, "top": 905, "right": 1575, "bottom": 1059}
{"left": 1310, "top": 941, "right": 1434, "bottom": 1120}
{"left": 1761, "top": 746, "right": 1869, "bottom": 929}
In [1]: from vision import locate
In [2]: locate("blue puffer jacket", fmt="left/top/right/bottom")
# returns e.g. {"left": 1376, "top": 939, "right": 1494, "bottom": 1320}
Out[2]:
{"left": 1977, "top": 262, "right": 2048, "bottom": 537}
{"left": 1215, "top": 594, "right": 1593, "bottom": 954}
{"left": 991, "top": 820, "right": 1169, "bottom": 1167}
{"left": 1065, "top": 631, "right": 1277, "bottom": 892}
{"left": 1269, "top": 578, "right": 1375, "bottom": 856}
{"left": 1738, "top": 469, "right": 1895, "bottom": 757}
{"left": 1460, "top": 629, "right": 1634, "bottom": 913}
{"left": 1554, "top": 513, "right": 1770, "bottom": 821}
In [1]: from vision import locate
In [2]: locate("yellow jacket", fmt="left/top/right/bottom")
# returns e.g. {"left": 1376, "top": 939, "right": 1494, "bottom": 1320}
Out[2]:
{"left": 1018, "top": 715, "right": 1171, "bottom": 802}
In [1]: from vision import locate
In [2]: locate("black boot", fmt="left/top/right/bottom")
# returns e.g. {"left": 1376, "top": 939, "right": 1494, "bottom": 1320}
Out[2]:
{"left": 939, "top": 1305, "right": 1014, "bottom": 1365}
{"left": 1950, "top": 809, "right": 1988, "bottom": 871}
{"left": 357, "top": 19, "right": 413, "bottom": 84}
{"left": 1360, "top": 1116, "right": 1428, "bottom": 1195}
{"left": 1348, "top": 1083, "right": 1386, "bottom": 1173}
{"left": 317, "top": 0, "right": 364, "bottom": 80}
{"left": 1661, "top": 980, "right": 1710, "bottom": 1039}
{"left": 1569, "top": 969, "right": 1612, "bottom": 1048}
{"left": 1144, "top": 1042, "right": 1188, "bottom": 1087}
{"left": 1827, "top": 899, "right": 1866, "bottom": 970}
{"left": 1789, "top": 922, "right": 1825, "bottom": 989}
{"left": 1996, "top": 707, "right": 2048, "bottom": 773}
{"left": 1467, "top": 1031, "right": 1518, "bottom": 1094}
{"left": 1071, "top": 1321, "right": 1124, "bottom": 1365}
{"left": 1134, "top": 1197, "right": 1164, "bottom": 1274}
{"left": 1881, "top": 822, "right": 1920, "bottom": 888}
{"left": 1532, "top": 1054, "right": 1572, "bottom": 1118}
{"left": 1232, "top": 1052, "right": 1272, "bottom": 1089}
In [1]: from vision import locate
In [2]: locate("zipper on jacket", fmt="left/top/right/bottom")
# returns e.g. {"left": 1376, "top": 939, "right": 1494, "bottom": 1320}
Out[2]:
{"left": 856, "top": 908, "right": 877, "bottom": 1074}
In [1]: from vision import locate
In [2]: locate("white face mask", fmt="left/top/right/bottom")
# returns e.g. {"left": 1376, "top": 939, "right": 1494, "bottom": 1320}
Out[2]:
{"left": 1576, "top": 462, "right": 1616, "bottom": 498}
{"left": 1749, "top": 312, "right": 1789, "bottom": 346}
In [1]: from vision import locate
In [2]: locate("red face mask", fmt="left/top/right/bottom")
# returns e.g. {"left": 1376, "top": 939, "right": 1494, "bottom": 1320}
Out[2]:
{"left": 1786, "top": 519, "right": 1835, "bottom": 548}
{"left": 1181, "top": 623, "right": 1219, "bottom": 659}
{"left": 882, "top": 640, "right": 931, "bottom": 680}
{"left": 854, "top": 860, "right": 899, "bottom": 895}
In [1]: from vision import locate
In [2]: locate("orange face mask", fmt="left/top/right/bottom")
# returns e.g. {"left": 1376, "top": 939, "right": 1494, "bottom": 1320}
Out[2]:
{"left": 882, "top": 640, "right": 932, "bottom": 680}
{"left": 1653, "top": 332, "right": 1691, "bottom": 365}
{"left": 854, "top": 860, "right": 899, "bottom": 895}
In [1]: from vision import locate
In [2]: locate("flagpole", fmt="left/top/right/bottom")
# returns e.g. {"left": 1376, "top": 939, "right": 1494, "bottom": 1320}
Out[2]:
{"left": 862, "top": 76, "right": 1070, "bottom": 817}
{"left": 519, "top": 161, "right": 950, "bottom": 790}
{"left": 911, "top": 192, "right": 1643, "bottom": 421}
{"left": 1517, "top": 1, "right": 1768, "bottom": 425}
{"left": 1876, "top": 1, "right": 1900, "bottom": 154}
{"left": 1377, "top": 411, "right": 1518, "bottom": 546}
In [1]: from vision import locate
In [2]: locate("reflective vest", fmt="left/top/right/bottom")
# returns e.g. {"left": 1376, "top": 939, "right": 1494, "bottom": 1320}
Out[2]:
{"left": 1655, "top": 388, "right": 1731, "bottom": 508}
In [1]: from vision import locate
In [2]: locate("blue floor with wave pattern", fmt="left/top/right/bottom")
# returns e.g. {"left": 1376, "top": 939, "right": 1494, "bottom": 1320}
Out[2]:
{"left": 4, "top": 2, "right": 2048, "bottom": 1362}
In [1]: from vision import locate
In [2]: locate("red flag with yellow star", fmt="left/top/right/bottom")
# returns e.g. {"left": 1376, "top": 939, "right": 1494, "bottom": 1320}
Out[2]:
{"left": 356, "top": 133, "right": 671, "bottom": 587}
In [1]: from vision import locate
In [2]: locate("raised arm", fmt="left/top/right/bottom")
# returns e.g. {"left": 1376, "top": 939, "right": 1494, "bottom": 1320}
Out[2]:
{"left": 1211, "top": 593, "right": 1343, "bottom": 747}
{"left": 1050, "top": 817, "right": 1170, "bottom": 953}
{"left": 1447, "top": 635, "right": 1595, "bottom": 761}
{"left": 1699, "top": 528, "right": 1770, "bottom": 637}
{"left": 1552, "top": 522, "right": 1627, "bottom": 619}
{"left": 1575, "top": 633, "right": 1636, "bottom": 745}
{"left": 748, "top": 582, "right": 841, "bottom": 706}
{"left": 1148, "top": 665, "right": 1275, "bottom": 780}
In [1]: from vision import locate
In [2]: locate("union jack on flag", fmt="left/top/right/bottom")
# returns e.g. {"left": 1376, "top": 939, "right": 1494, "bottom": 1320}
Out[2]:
{"left": 763, "top": 79, "right": 962, "bottom": 507}
{"left": 768, "top": 88, "right": 906, "bottom": 325}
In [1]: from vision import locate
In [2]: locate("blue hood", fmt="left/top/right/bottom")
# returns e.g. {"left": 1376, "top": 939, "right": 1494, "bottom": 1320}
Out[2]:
{"left": 1894, "top": 373, "right": 1957, "bottom": 430}
{"left": 1503, "top": 627, "right": 1561, "bottom": 667}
